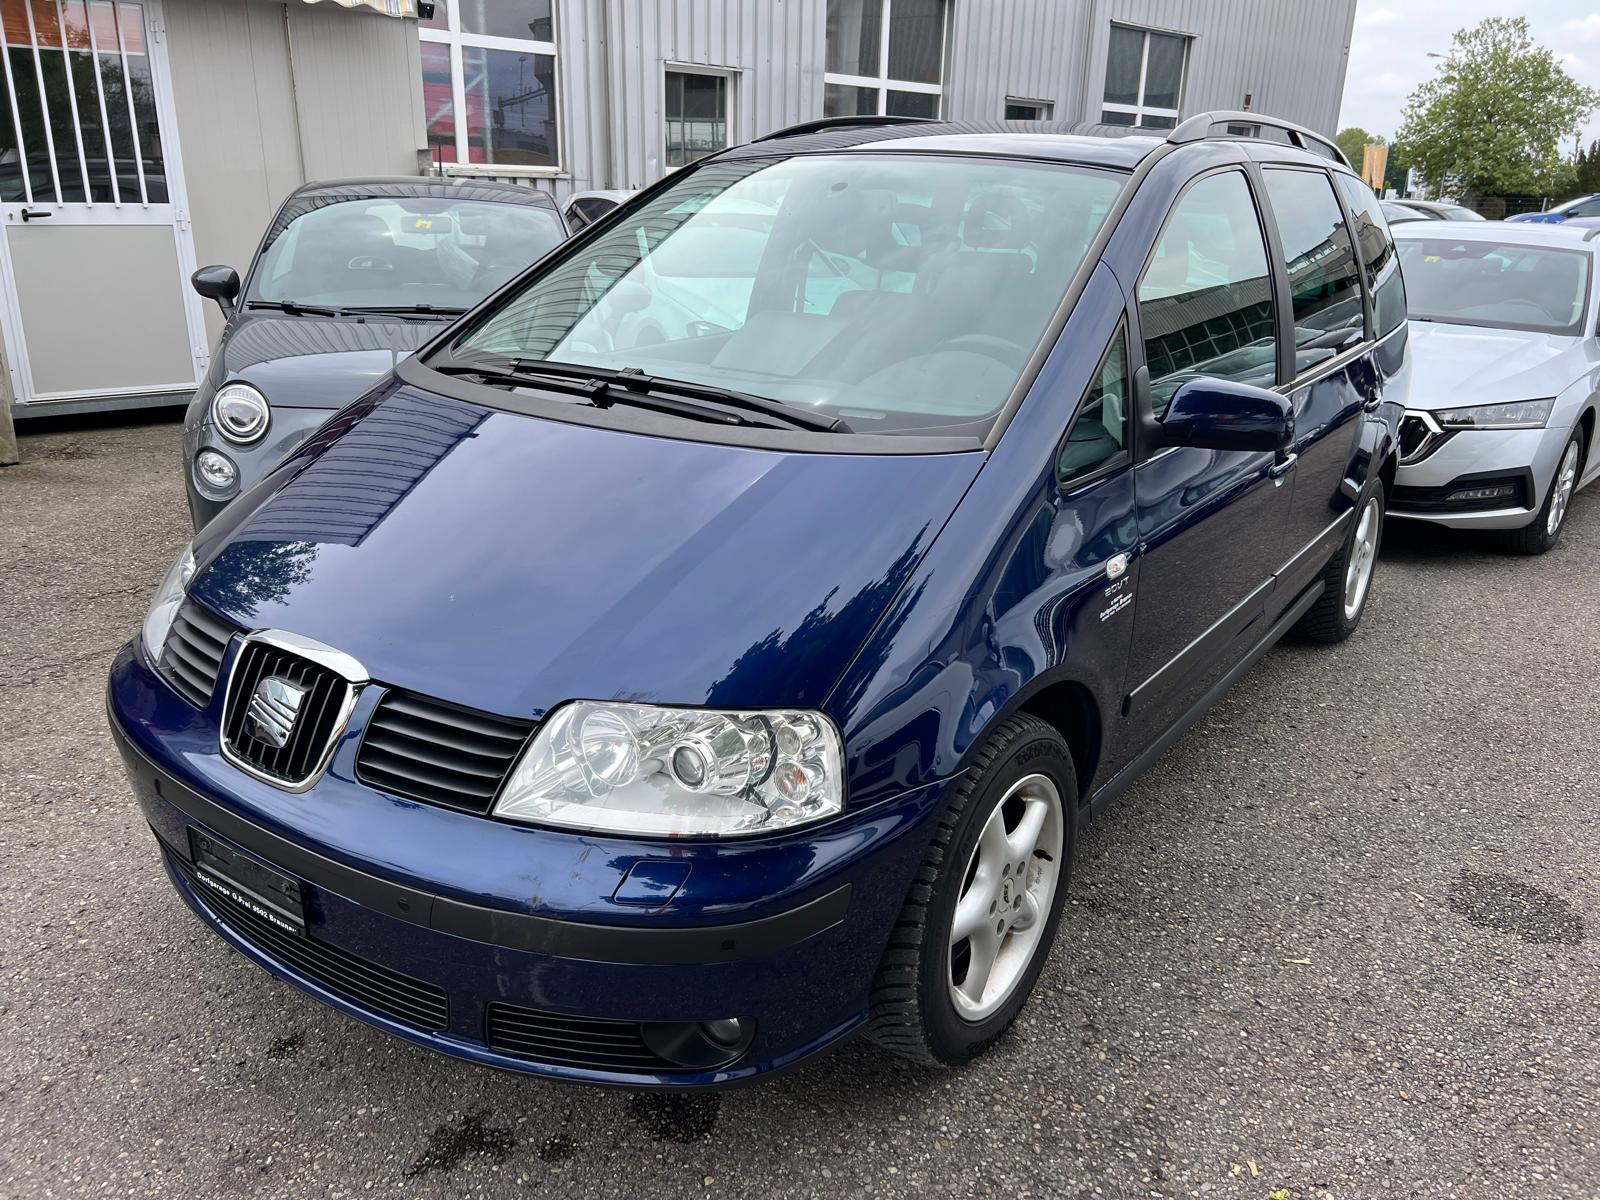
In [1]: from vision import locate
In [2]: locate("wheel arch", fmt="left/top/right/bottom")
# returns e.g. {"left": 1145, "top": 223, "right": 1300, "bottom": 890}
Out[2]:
{"left": 1015, "top": 677, "right": 1103, "bottom": 805}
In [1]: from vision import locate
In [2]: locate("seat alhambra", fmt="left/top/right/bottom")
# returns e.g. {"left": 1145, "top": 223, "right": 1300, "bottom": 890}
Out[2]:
{"left": 109, "top": 113, "right": 1407, "bottom": 1088}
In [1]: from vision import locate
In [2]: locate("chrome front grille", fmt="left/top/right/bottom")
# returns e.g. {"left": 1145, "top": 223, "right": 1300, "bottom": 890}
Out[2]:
{"left": 220, "top": 634, "right": 366, "bottom": 790}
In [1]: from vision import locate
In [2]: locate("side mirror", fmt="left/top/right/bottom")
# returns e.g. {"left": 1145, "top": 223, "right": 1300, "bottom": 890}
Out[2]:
{"left": 191, "top": 265, "right": 240, "bottom": 314}
{"left": 1160, "top": 377, "right": 1293, "bottom": 453}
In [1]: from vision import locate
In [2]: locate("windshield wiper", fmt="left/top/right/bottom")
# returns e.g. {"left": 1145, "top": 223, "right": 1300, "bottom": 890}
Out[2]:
{"left": 245, "top": 299, "right": 341, "bottom": 317}
{"left": 347, "top": 304, "right": 469, "bottom": 319}
{"left": 437, "top": 354, "right": 850, "bottom": 433}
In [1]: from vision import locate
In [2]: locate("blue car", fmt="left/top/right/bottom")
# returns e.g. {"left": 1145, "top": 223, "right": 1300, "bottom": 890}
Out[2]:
{"left": 1506, "top": 194, "right": 1600, "bottom": 223}
{"left": 108, "top": 112, "right": 1408, "bottom": 1088}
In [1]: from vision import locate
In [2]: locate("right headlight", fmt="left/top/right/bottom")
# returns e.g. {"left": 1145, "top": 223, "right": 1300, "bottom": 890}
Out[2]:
{"left": 493, "top": 701, "right": 845, "bottom": 838}
{"left": 141, "top": 545, "right": 196, "bottom": 663}
{"left": 211, "top": 382, "right": 270, "bottom": 444}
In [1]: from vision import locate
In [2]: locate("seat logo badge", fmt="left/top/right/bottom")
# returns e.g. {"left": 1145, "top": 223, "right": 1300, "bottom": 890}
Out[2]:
{"left": 1105, "top": 553, "right": 1129, "bottom": 581}
{"left": 245, "top": 676, "right": 306, "bottom": 749}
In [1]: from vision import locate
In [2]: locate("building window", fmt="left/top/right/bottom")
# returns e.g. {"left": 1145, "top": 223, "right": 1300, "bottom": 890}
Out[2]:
{"left": 1101, "top": 24, "right": 1188, "bottom": 130}
{"left": 823, "top": 0, "right": 945, "bottom": 119}
{"left": 665, "top": 67, "right": 732, "bottom": 169}
{"left": 1004, "top": 98, "right": 1053, "bottom": 121}
{"left": 419, "top": 0, "right": 560, "bottom": 170}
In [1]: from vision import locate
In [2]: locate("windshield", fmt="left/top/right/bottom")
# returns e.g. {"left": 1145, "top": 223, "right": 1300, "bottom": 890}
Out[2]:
{"left": 451, "top": 154, "right": 1124, "bottom": 437}
{"left": 249, "top": 197, "right": 566, "bottom": 311}
{"left": 1396, "top": 238, "right": 1592, "bottom": 336}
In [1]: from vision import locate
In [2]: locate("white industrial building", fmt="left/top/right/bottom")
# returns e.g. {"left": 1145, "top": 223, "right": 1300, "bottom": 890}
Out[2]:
{"left": 0, "top": 0, "right": 1357, "bottom": 418}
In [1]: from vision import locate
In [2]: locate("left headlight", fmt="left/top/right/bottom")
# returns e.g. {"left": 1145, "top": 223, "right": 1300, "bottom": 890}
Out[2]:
{"left": 141, "top": 545, "right": 196, "bottom": 662}
{"left": 494, "top": 701, "right": 845, "bottom": 838}
{"left": 212, "top": 382, "right": 270, "bottom": 444}
{"left": 1434, "top": 398, "right": 1555, "bottom": 430}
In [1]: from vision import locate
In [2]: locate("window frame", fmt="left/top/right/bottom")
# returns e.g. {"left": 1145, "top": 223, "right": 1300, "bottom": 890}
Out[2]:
{"left": 823, "top": 0, "right": 947, "bottom": 118}
{"left": 420, "top": 3, "right": 563, "bottom": 178}
{"left": 1056, "top": 318, "right": 1134, "bottom": 493}
{"left": 662, "top": 62, "right": 738, "bottom": 172}
{"left": 1127, "top": 164, "right": 1285, "bottom": 457}
{"left": 1101, "top": 23, "right": 1190, "bottom": 130}
{"left": 1256, "top": 163, "right": 1370, "bottom": 379}
{"left": 1004, "top": 97, "right": 1054, "bottom": 121}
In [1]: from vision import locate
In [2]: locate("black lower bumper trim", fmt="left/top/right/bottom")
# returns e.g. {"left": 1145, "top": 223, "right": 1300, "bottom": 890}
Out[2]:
{"left": 110, "top": 704, "right": 850, "bottom": 965}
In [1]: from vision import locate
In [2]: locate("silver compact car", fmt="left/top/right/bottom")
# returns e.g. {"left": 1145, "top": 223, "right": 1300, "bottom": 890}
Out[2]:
{"left": 1391, "top": 223, "right": 1600, "bottom": 553}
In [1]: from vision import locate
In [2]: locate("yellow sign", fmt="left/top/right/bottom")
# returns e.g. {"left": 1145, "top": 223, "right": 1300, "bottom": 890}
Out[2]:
{"left": 1361, "top": 144, "right": 1389, "bottom": 192}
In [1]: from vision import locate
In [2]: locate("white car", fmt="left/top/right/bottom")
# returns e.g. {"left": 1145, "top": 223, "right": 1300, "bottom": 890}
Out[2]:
{"left": 1390, "top": 222, "right": 1600, "bottom": 553}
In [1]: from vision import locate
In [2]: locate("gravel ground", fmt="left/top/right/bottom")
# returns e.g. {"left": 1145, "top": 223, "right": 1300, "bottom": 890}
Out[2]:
{"left": 2, "top": 415, "right": 1597, "bottom": 1200}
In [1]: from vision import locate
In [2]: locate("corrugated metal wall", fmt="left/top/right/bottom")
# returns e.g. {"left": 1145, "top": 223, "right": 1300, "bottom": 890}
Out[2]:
{"left": 554, "top": 0, "right": 1355, "bottom": 196}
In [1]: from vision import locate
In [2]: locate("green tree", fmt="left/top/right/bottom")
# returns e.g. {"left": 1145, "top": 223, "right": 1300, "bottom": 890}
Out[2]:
{"left": 1336, "top": 126, "right": 1384, "bottom": 172}
{"left": 1384, "top": 139, "right": 1414, "bottom": 194}
{"left": 1397, "top": 17, "right": 1599, "bottom": 197}
{"left": 1574, "top": 140, "right": 1600, "bottom": 196}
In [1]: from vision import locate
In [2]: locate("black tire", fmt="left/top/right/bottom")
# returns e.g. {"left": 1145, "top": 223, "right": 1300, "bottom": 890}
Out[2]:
{"left": 1295, "top": 478, "right": 1386, "bottom": 644}
{"left": 866, "top": 714, "right": 1077, "bottom": 1067}
{"left": 1497, "top": 429, "right": 1585, "bottom": 556}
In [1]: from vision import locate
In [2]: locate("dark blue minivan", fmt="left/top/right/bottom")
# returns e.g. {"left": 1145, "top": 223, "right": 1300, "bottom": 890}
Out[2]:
{"left": 108, "top": 113, "right": 1408, "bottom": 1088}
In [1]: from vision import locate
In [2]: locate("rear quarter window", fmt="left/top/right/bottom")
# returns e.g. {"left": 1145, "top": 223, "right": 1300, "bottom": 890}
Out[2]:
{"left": 1336, "top": 174, "right": 1407, "bottom": 338}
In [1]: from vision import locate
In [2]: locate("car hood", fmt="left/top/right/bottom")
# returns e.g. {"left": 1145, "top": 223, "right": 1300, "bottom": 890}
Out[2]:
{"left": 191, "top": 385, "right": 983, "bottom": 719}
{"left": 1405, "top": 320, "right": 1585, "bottom": 409}
{"left": 219, "top": 314, "right": 440, "bottom": 409}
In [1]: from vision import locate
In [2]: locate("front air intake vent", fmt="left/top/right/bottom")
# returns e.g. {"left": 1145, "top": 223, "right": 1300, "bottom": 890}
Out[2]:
{"left": 156, "top": 601, "right": 237, "bottom": 708}
{"left": 356, "top": 690, "right": 535, "bottom": 815}
{"left": 221, "top": 638, "right": 358, "bottom": 789}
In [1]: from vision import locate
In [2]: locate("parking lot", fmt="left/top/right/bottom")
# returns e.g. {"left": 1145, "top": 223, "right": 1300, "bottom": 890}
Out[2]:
{"left": 2, "top": 413, "right": 1597, "bottom": 1200}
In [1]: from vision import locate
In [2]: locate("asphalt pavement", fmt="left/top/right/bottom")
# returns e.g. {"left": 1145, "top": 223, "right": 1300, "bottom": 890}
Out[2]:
{"left": 2, "top": 415, "right": 1597, "bottom": 1199}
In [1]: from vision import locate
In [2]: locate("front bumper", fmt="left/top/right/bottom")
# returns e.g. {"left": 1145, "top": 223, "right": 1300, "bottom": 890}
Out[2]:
{"left": 107, "top": 644, "right": 946, "bottom": 1088}
{"left": 1391, "top": 423, "right": 1563, "bottom": 529}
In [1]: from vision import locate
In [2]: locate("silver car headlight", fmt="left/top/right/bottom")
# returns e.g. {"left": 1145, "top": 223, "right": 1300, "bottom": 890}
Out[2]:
{"left": 494, "top": 701, "right": 845, "bottom": 838}
{"left": 141, "top": 545, "right": 196, "bottom": 662}
{"left": 1434, "top": 398, "right": 1555, "bottom": 430}
{"left": 211, "top": 382, "right": 271, "bottom": 444}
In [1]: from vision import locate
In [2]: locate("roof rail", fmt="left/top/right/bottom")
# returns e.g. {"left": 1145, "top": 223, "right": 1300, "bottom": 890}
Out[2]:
{"left": 1584, "top": 227, "right": 1600, "bottom": 242}
{"left": 1168, "top": 111, "right": 1352, "bottom": 169}
{"left": 753, "top": 114, "right": 939, "bottom": 144}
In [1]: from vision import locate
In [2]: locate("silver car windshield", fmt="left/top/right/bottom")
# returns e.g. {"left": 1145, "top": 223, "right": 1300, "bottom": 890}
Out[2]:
{"left": 1396, "top": 238, "right": 1592, "bottom": 336}
{"left": 454, "top": 154, "right": 1124, "bottom": 437}
{"left": 250, "top": 197, "right": 566, "bottom": 311}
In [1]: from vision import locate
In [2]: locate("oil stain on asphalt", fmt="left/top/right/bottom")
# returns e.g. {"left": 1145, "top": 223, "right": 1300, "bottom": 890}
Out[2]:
{"left": 403, "top": 1111, "right": 517, "bottom": 1177}
{"left": 625, "top": 1093, "right": 721, "bottom": 1143}
{"left": 1447, "top": 870, "right": 1585, "bottom": 945}
{"left": 264, "top": 1031, "right": 303, "bottom": 1060}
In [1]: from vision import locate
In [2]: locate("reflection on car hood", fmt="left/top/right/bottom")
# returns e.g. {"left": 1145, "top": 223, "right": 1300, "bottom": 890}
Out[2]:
{"left": 191, "top": 386, "right": 983, "bottom": 719}
{"left": 1405, "top": 320, "right": 1588, "bottom": 409}
{"left": 220, "top": 315, "right": 438, "bottom": 409}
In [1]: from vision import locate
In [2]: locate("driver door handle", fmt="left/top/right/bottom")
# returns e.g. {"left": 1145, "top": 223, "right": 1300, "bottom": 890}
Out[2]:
{"left": 1269, "top": 453, "right": 1298, "bottom": 480}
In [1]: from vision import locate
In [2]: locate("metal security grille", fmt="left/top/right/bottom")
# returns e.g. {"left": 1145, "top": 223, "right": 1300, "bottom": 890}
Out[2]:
{"left": 222, "top": 641, "right": 351, "bottom": 787}
{"left": 0, "top": 0, "right": 167, "bottom": 206}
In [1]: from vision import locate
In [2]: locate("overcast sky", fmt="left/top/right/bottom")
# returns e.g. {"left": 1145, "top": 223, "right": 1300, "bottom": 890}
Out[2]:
{"left": 1339, "top": 1, "right": 1600, "bottom": 148}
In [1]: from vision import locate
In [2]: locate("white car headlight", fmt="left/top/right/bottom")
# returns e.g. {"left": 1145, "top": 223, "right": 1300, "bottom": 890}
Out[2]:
{"left": 1434, "top": 398, "right": 1555, "bottom": 430}
{"left": 212, "top": 382, "right": 271, "bottom": 444}
{"left": 141, "top": 546, "right": 196, "bottom": 662}
{"left": 494, "top": 701, "right": 845, "bottom": 838}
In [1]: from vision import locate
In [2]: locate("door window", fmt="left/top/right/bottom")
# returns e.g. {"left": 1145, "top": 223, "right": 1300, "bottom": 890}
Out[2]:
{"left": 0, "top": 0, "right": 167, "bottom": 204}
{"left": 1058, "top": 324, "right": 1129, "bottom": 485}
{"left": 1137, "top": 170, "right": 1277, "bottom": 414}
{"left": 1336, "top": 173, "right": 1407, "bottom": 338}
{"left": 1262, "top": 168, "right": 1365, "bottom": 372}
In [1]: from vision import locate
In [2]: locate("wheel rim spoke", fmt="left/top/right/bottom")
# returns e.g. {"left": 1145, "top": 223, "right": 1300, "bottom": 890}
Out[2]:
{"left": 1005, "top": 798, "right": 1048, "bottom": 863}
{"left": 959, "top": 923, "right": 1003, "bottom": 1005}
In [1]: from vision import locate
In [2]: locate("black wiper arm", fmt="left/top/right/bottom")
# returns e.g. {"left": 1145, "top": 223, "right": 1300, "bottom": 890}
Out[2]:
{"left": 245, "top": 299, "right": 341, "bottom": 317}
{"left": 348, "top": 304, "right": 469, "bottom": 317}
{"left": 507, "top": 359, "right": 850, "bottom": 433}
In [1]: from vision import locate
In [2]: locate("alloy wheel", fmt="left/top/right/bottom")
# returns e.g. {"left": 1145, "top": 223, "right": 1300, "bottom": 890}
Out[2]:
{"left": 948, "top": 773, "right": 1064, "bottom": 1022}
{"left": 1546, "top": 441, "right": 1581, "bottom": 537}
{"left": 1342, "top": 494, "right": 1381, "bottom": 621}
